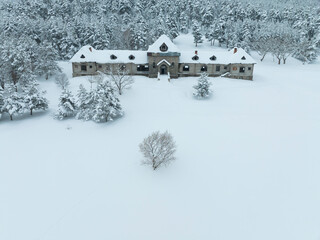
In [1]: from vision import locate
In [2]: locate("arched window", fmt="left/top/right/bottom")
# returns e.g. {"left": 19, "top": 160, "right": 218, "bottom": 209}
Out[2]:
{"left": 152, "top": 62, "right": 156, "bottom": 68}
{"left": 129, "top": 55, "right": 135, "bottom": 60}
{"left": 210, "top": 55, "right": 217, "bottom": 61}
{"left": 183, "top": 65, "right": 189, "bottom": 71}
{"left": 160, "top": 43, "right": 168, "bottom": 52}
{"left": 120, "top": 64, "right": 126, "bottom": 70}
{"left": 241, "top": 56, "right": 246, "bottom": 60}
{"left": 201, "top": 65, "right": 207, "bottom": 72}
{"left": 110, "top": 54, "right": 117, "bottom": 60}
{"left": 80, "top": 54, "right": 85, "bottom": 59}
{"left": 192, "top": 55, "right": 199, "bottom": 61}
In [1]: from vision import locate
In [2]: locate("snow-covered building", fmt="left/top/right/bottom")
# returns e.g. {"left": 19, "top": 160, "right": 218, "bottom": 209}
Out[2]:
{"left": 71, "top": 35, "right": 256, "bottom": 80}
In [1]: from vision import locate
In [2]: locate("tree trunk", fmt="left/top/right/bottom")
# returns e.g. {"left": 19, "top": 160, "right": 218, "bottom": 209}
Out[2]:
{"left": 46, "top": 74, "right": 49, "bottom": 80}
{"left": 260, "top": 53, "right": 266, "bottom": 62}
{"left": 278, "top": 58, "right": 281, "bottom": 65}
{"left": 10, "top": 115, "right": 13, "bottom": 121}
{"left": 30, "top": 109, "right": 33, "bottom": 115}
{"left": 283, "top": 58, "right": 287, "bottom": 64}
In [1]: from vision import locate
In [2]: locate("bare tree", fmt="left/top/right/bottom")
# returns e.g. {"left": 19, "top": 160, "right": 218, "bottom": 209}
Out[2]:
{"left": 139, "top": 131, "right": 177, "bottom": 170}
{"left": 55, "top": 73, "right": 69, "bottom": 90}
{"left": 107, "top": 68, "right": 134, "bottom": 95}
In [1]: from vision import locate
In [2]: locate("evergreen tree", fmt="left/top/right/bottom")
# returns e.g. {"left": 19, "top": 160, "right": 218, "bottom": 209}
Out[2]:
{"left": 1, "top": 84, "right": 25, "bottom": 120}
{"left": 192, "top": 21, "right": 203, "bottom": 47}
{"left": 92, "top": 81, "right": 122, "bottom": 123}
{"left": 193, "top": 73, "right": 212, "bottom": 99}
{"left": 76, "top": 84, "right": 95, "bottom": 121}
{"left": 55, "top": 89, "right": 76, "bottom": 120}
{"left": 0, "top": 87, "right": 4, "bottom": 120}
{"left": 23, "top": 80, "right": 48, "bottom": 115}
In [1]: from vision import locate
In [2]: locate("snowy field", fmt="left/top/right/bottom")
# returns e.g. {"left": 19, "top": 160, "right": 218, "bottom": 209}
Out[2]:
{"left": 1, "top": 35, "right": 320, "bottom": 240}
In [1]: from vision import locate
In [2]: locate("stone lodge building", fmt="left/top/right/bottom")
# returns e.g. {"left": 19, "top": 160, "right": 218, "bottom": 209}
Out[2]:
{"left": 71, "top": 35, "right": 256, "bottom": 80}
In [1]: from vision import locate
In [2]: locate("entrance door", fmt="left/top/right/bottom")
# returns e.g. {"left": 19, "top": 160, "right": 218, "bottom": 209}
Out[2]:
{"left": 160, "top": 65, "right": 167, "bottom": 75}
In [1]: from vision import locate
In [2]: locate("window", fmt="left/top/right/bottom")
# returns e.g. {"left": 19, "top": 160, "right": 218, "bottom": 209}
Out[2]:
{"left": 160, "top": 43, "right": 168, "bottom": 52}
{"left": 99, "top": 65, "right": 102, "bottom": 68}
{"left": 129, "top": 55, "right": 135, "bottom": 60}
{"left": 120, "top": 65, "right": 126, "bottom": 70}
{"left": 201, "top": 65, "right": 207, "bottom": 72}
{"left": 171, "top": 62, "right": 174, "bottom": 67}
{"left": 248, "top": 67, "right": 252, "bottom": 70}
{"left": 216, "top": 65, "right": 220, "bottom": 72}
{"left": 153, "top": 62, "right": 156, "bottom": 68}
{"left": 183, "top": 65, "right": 189, "bottom": 71}
{"left": 232, "top": 67, "right": 238, "bottom": 71}
{"left": 81, "top": 65, "right": 87, "bottom": 71}
{"left": 241, "top": 56, "right": 246, "bottom": 60}
{"left": 110, "top": 54, "right": 117, "bottom": 60}
{"left": 89, "top": 65, "right": 93, "bottom": 69}
{"left": 240, "top": 67, "right": 245, "bottom": 73}
{"left": 137, "top": 65, "right": 149, "bottom": 71}
{"left": 210, "top": 55, "right": 217, "bottom": 61}
{"left": 192, "top": 55, "right": 199, "bottom": 61}
{"left": 224, "top": 66, "right": 227, "bottom": 70}
{"left": 80, "top": 54, "right": 85, "bottom": 59}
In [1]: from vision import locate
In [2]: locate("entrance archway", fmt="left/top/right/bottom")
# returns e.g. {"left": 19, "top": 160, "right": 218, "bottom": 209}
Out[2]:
{"left": 160, "top": 65, "right": 167, "bottom": 75}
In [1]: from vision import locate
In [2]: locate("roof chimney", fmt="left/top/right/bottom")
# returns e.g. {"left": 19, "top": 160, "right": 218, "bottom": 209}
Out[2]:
{"left": 233, "top": 48, "right": 237, "bottom": 54}
{"left": 195, "top": 50, "right": 198, "bottom": 55}
{"left": 89, "top": 47, "right": 92, "bottom": 52}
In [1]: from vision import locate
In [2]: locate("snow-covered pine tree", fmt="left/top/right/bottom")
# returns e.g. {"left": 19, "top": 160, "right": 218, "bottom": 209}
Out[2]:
{"left": 0, "top": 87, "right": 4, "bottom": 120}
{"left": 36, "top": 40, "right": 61, "bottom": 80}
{"left": 193, "top": 72, "right": 212, "bottom": 99}
{"left": 294, "top": 37, "right": 318, "bottom": 63}
{"left": 75, "top": 84, "right": 94, "bottom": 121}
{"left": 23, "top": 80, "right": 49, "bottom": 115}
{"left": 55, "top": 89, "right": 76, "bottom": 120}
{"left": 92, "top": 81, "right": 122, "bottom": 123}
{"left": 1, "top": 83, "right": 25, "bottom": 120}
{"left": 192, "top": 21, "right": 203, "bottom": 47}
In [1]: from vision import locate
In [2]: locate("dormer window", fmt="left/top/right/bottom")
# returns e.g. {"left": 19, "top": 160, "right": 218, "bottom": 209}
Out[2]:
{"left": 241, "top": 56, "right": 246, "bottom": 60}
{"left": 80, "top": 54, "right": 85, "bottom": 59}
{"left": 129, "top": 55, "right": 135, "bottom": 60}
{"left": 210, "top": 55, "right": 217, "bottom": 61}
{"left": 110, "top": 54, "right": 117, "bottom": 60}
{"left": 160, "top": 43, "right": 168, "bottom": 52}
{"left": 192, "top": 55, "right": 199, "bottom": 61}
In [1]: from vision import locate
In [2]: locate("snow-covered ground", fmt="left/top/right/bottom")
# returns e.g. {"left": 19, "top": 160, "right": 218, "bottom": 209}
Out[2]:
{"left": 1, "top": 34, "right": 320, "bottom": 240}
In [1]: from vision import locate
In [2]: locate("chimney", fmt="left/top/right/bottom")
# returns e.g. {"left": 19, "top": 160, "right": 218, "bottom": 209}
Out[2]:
{"left": 195, "top": 50, "right": 198, "bottom": 55}
{"left": 233, "top": 48, "right": 237, "bottom": 54}
{"left": 89, "top": 47, "right": 92, "bottom": 52}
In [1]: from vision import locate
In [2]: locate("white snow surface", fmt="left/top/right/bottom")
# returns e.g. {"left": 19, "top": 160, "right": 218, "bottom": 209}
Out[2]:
{"left": 1, "top": 34, "right": 320, "bottom": 240}
{"left": 147, "top": 34, "right": 180, "bottom": 53}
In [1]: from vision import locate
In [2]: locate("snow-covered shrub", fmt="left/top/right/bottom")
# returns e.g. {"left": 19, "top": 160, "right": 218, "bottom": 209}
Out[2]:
{"left": 55, "top": 73, "right": 70, "bottom": 90}
{"left": 23, "top": 80, "right": 48, "bottom": 115}
{"left": 193, "top": 73, "right": 212, "bottom": 99}
{"left": 139, "top": 131, "right": 177, "bottom": 170}
{"left": 107, "top": 69, "right": 134, "bottom": 95}
{"left": 55, "top": 90, "right": 76, "bottom": 120}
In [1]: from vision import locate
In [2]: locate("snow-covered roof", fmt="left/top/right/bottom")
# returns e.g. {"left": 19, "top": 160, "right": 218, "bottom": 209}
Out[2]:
{"left": 157, "top": 59, "right": 171, "bottom": 66}
{"left": 70, "top": 45, "right": 148, "bottom": 64}
{"left": 147, "top": 35, "right": 180, "bottom": 53}
{"left": 71, "top": 45, "right": 256, "bottom": 65}
{"left": 180, "top": 48, "right": 256, "bottom": 65}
